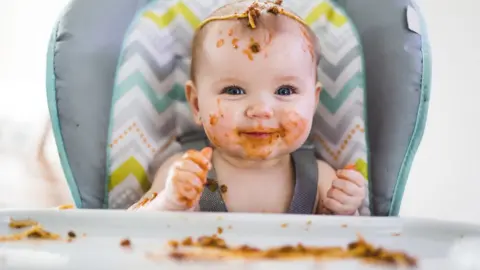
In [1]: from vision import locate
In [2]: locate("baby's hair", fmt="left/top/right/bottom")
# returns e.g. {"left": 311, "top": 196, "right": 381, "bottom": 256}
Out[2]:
{"left": 190, "top": 0, "right": 321, "bottom": 82}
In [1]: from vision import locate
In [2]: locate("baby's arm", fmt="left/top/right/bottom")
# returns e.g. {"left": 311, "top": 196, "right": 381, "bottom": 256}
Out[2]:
{"left": 128, "top": 147, "right": 212, "bottom": 211}
{"left": 315, "top": 161, "right": 366, "bottom": 215}
{"left": 128, "top": 153, "right": 182, "bottom": 211}
{"left": 315, "top": 160, "right": 337, "bottom": 214}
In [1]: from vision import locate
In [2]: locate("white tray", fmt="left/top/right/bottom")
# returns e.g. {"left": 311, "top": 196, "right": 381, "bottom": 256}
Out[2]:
{"left": 1, "top": 210, "right": 480, "bottom": 270}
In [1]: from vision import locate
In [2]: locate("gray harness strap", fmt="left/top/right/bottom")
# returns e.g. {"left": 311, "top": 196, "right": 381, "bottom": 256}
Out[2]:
{"left": 177, "top": 132, "right": 319, "bottom": 214}
{"left": 288, "top": 144, "right": 319, "bottom": 214}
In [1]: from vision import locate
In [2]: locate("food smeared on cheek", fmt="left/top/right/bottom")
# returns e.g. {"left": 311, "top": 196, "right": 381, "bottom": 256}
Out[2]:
{"left": 208, "top": 99, "right": 224, "bottom": 127}
{"left": 216, "top": 39, "right": 225, "bottom": 48}
{"left": 228, "top": 28, "right": 234, "bottom": 36}
{"left": 210, "top": 115, "right": 219, "bottom": 126}
{"left": 279, "top": 110, "right": 308, "bottom": 146}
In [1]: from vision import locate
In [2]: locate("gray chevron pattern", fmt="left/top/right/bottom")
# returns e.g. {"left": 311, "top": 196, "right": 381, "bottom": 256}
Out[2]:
{"left": 313, "top": 100, "right": 363, "bottom": 143}
{"left": 319, "top": 45, "right": 361, "bottom": 81}
{"left": 107, "top": 0, "right": 370, "bottom": 214}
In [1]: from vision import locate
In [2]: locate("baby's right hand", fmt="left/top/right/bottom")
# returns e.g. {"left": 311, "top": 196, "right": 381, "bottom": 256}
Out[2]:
{"left": 163, "top": 147, "right": 213, "bottom": 210}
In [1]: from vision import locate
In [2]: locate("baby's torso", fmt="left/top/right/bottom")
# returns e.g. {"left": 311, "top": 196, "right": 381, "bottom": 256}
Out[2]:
{"left": 205, "top": 160, "right": 295, "bottom": 213}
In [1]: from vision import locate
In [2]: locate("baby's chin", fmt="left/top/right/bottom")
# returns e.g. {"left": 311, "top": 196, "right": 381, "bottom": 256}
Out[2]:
{"left": 219, "top": 144, "right": 299, "bottom": 161}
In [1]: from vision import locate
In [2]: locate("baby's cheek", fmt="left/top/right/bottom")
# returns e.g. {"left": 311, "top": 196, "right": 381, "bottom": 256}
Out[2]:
{"left": 204, "top": 111, "right": 237, "bottom": 147}
{"left": 279, "top": 110, "right": 311, "bottom": 147}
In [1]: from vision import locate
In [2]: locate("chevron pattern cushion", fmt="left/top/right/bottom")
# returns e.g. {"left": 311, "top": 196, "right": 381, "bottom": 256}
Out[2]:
{"left": 107, "top": 0, "right": 369, "bottom": 213}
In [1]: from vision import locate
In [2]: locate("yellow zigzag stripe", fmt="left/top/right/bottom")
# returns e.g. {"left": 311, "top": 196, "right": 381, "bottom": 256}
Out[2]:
{"left": 304, "top": 2, "right": 347, "bottom": 27}
{"left": 143, "top": 1, "right": 201, "bottom": 29}
{"left": 109, "top": 157, "right": 151, "bottom": 192}
{"left": 143, "top": 1, "right": 346, "bottom": 30}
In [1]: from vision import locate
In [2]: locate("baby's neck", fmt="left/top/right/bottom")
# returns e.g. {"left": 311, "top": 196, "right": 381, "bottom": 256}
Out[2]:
{"left": 213, "top": 149, "right": 290, "bottom": 171}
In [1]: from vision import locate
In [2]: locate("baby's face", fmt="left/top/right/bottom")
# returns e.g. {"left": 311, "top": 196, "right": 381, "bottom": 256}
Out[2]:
{"left": 187, "top": 18, "right": 320, "bottom": 160}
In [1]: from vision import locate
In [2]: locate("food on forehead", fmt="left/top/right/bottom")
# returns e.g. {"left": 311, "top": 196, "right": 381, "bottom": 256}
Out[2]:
{"left": 198, "top": 0, "right": 306, "bottom": 30}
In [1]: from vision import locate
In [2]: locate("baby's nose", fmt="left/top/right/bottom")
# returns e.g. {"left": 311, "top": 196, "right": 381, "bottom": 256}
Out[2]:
{"left": 245, "top": 103, "right": 274, "bottom": 119}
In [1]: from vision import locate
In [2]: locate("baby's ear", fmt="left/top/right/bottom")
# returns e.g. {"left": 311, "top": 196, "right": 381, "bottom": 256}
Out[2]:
{"left": 314, "top": 81, "right": 322, "bottom": 108}
{"left": 185, "top": 80, "right": 202, "bottom": 125}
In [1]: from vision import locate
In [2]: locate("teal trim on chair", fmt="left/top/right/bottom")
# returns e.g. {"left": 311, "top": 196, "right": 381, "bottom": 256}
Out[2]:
{"left": 46, "top": 18, "right": 83, "bottom": 208}
{"left": 389, "top": 3, "right": 432, "bottom": 216}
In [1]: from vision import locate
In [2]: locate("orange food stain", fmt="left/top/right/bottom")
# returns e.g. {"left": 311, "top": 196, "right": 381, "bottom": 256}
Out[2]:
{"left": 228, "top": 29, "right": 234, "bottom": 36}
{"left": 210, "top": 114, "right": 219, "bottom": 126}
{"left": 232, "top": 38, "right": 239, "bottom": 49}
{"left": 217, "top": 98, "right": 224, "bottom": 117}
{"left": 216, "top": 39, "right": 225, "bottom": 48}
{"left": 243, "top": 49, "right": 254, "bottom": 61}
{"left": 279, "top": 111, "right": 308, "bottom": 146}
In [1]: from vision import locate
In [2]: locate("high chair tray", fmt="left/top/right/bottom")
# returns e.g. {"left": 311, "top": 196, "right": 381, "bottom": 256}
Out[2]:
{"left": 0, "top": 210, "right": 479, "bottom": 270}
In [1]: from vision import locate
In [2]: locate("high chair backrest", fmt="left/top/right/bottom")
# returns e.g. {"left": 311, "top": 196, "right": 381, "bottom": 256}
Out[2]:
{"left": 47, "top": 0, "right": 431, "bottom": 216}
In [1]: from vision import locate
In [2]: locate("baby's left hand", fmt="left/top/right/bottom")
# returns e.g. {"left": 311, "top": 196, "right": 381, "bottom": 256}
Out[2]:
{"left": 323, "top": 167, "right": 366, "bottom": 215}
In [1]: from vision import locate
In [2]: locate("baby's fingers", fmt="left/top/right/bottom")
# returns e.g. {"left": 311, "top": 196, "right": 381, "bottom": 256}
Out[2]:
{"left": 183, "top": 148, "right": 212, "bottom": 171}
{"left": 337, "top": 169, "right": 365, "bottom": 188}
{"left": 174, "top": 159, "right": 208, "bottom": 183}
{"left": 327, "top": 187, "right": 357, "bottom": 206}
{"left": 172, "top": 169, "right": 204, "bottom": 192}
{"left": 331, "top": 178, "right": 364, "bottom": 197}
{"left": 323, "top": 197, "right": 356, "bottom": 216}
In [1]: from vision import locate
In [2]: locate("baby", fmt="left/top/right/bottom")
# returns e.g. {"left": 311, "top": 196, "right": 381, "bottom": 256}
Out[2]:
{"left": 129, "top": 0, "right": 366, "bottom": 215}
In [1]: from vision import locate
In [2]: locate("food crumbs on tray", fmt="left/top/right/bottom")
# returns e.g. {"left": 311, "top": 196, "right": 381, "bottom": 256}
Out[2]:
{"left": 216, "top": 216, "right": 223, "bottom": 221}
{"left": 220, "top": 184, "right": 228, "bottom": 193}
{"left": 217, "top": 227, "right": 224, "bottom": 235}
{"left": 9, "top": 218, "right": 38, "bottom": 229}
{"left": 306, "top": 220, "right": 312, "bottom": 225}
{"left": 227, "top": 225, "right": 233, "bottom": 230}
{"left": 67, "top": 231, "right": 76, "bottom": 238}
{"left": 280, "top": 223, "right": 288, "bottom": 228}
{"left": 391, "top": 233, "right": 401, "bottom": 236}
{"left": 168, "top": 240, "right": 179, "bottom": 249}
{"left": 57, "top": 204, "right": 75, "bottom": 210}
{"left": 170, "top": 251, "right": 187, "bottom": 261}
{"left": 182, "top": 237, "right": 193, "bottom": 246}
{"left": 2, "top": 219, "right": 61, "bottom": 242}
{"left": 120, "top": 238, "right": 131, "bottom": 247}
{"left": 163, "top": 233, "right": 418, "bottom": 267}
{"left": 341, "top": 224, "right": 348, "bottom": 228}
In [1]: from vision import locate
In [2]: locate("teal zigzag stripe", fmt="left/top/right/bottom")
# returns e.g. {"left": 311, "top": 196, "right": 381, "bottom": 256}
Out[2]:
{"left": 320, "top": 72, "right": 363, "bottom": 114}
{"left": 114, "top": 71, "right": 186, "bottom": 113}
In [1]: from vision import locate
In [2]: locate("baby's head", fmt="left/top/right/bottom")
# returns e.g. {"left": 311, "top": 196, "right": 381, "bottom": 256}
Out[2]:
{"left": 185, "top": 0, "right": 322, "bottom": 160}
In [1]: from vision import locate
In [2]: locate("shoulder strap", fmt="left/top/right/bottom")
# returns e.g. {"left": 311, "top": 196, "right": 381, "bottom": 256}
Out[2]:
{"left": 288, "top": 143, "right": 319, "bottom": 214}
{"left": 199, "top": 167, "right": 228, "bottom": 212}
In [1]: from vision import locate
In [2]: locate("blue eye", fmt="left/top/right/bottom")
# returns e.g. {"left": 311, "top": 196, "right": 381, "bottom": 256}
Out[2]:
{"left": 275, "top": 85, "right": 296, "bottom": 96}
{"left": 221, "top": 85, "right": 245, "bottom": 95}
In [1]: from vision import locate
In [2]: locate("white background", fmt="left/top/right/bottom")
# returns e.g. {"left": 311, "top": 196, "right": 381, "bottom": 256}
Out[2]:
{"left": 0, "top": 0, "right": 478, "bottom": 223}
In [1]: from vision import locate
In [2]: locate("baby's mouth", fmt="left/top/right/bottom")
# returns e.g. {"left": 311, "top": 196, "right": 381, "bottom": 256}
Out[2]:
{"left": 237, "top": 128, "right": 282, "bottom": 139}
